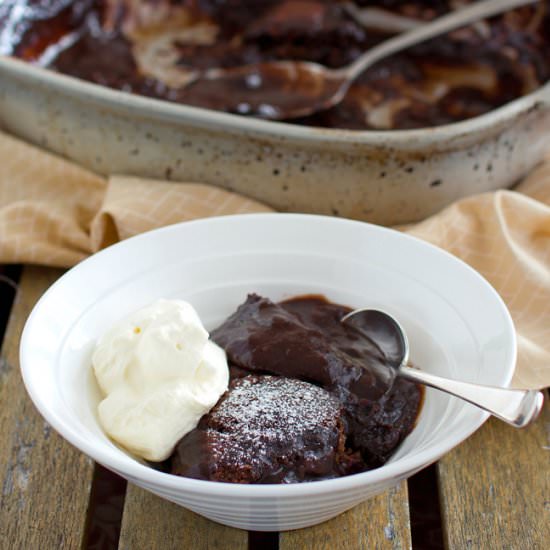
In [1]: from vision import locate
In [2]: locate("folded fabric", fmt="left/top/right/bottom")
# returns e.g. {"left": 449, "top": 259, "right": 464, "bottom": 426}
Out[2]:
{"left": 0, "top": 130, "right": 548, "bottom": 389}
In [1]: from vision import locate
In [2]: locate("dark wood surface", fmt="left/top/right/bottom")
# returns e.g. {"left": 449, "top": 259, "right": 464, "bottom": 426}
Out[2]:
{"left": 437, "top": 401, "right": 550, "bottom": 549}
{"left": 0, "top": 266, "right": 95, "bottom": 549}
{"left": 0, "top": 265, "right": 548, "bottom": 549}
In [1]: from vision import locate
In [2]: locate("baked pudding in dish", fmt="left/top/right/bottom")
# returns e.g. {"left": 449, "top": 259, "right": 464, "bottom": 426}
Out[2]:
{"left": 1, "top": 0, "right": 549, "bottom": 129}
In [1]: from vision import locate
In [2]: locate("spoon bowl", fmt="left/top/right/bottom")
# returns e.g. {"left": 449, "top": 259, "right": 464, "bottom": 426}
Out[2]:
{"left": 341, "top": 308, "right": 544, "bottom": 428}
{"left": 341, "top": 308, "right": 409, "bottom": 369}
{"left": 184, "top": 62, "right": 346, "bottom": 119}
{"left": 183, "top": 0, "right": 538, "bottom": 119}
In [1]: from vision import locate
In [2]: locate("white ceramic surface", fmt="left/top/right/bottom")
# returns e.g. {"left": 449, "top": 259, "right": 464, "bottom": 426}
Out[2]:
{"left": 20, "top": 214, "right": 516, "bottom": 531}
{"left": 1, "top": 55, "right": 549, "bottom": 224}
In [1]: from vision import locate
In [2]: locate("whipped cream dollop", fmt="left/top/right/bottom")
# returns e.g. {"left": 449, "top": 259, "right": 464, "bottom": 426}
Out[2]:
{"left": 92, "top": 299, "right": 229, "bottom": 461}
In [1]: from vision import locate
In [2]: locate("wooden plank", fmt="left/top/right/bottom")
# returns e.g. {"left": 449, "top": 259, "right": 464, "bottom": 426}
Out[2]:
{"left": 0, "top": 266, "right": 96, "bottom": 549}
{"left": 118, "top": 484, "right": 248, "bottom": 550}
{"left": 280, "top": 482, "right": 412, "bottom": 549}
{"left": 438, "top": 394, "right": 550, "bottom": 549}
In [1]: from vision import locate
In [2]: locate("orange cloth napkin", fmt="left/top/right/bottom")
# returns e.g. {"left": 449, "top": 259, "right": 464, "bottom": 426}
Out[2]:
{"left": 0, "top": 130, "right": 548, "bottom": 389}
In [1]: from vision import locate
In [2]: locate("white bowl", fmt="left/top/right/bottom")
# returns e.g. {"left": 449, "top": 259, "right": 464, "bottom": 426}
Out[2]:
{"left": 20, "top": 214, "right": 516, "bottom": 531}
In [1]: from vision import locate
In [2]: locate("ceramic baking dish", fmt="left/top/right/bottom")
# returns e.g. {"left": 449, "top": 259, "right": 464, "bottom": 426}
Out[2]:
{"left": 0, "top": 55, "right": 548, "bottom": 224}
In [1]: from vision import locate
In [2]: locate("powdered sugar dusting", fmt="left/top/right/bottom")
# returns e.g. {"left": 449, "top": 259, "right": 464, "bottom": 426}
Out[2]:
{"left": 213, "top": 376, "right": 338, "bottom": 433}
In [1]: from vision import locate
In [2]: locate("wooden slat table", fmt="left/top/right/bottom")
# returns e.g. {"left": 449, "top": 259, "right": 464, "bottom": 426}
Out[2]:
{"left": 1, "top": 265, "right": 548, "bottom": 550}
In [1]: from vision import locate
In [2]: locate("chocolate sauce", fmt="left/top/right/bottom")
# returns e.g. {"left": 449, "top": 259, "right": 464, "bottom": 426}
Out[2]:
{"left": 170, "top": 294, "right": 423, "bottom": 483}
{"left": 211, "top": 294, "right": 395, "bottom": 400}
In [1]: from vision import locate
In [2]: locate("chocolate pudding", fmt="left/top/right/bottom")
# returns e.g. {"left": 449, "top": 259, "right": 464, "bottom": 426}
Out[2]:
{"left": 170, "top": 294, "right": 423, "bottom": 483}
{"left": 1, "top": 1, "right": 549, "bottom": 129}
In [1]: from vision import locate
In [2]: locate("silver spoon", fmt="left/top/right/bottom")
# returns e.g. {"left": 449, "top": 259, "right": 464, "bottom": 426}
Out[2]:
{"left": 341, "top": 308, "right": 544, "bottom": 428}
{"left": 184, "top": 0, "right": 538, "bottom": 119}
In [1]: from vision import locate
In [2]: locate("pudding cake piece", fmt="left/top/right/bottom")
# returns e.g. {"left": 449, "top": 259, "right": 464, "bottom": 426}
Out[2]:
{"left": 171, "top": 375, "right": 366, "bottom": 483}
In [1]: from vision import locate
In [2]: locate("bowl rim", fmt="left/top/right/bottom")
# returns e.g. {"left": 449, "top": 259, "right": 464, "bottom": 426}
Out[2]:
{"left": 1, "top": 54, "right": 548, "bottom": 150}
{"left": 19, "top": 213, "right": 517, "bottom": 498}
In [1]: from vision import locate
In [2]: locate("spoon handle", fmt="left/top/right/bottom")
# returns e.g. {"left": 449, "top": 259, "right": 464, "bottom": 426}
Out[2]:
{"left": 399, "top": 365, "right": 544, "bottom": 428}
{"left": 345, "top": 0, "right": 539, "bottom": 81}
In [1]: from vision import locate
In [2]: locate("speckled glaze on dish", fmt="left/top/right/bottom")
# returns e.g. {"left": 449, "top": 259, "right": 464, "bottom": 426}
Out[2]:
{"left": 0, "top": 55, "right": 549, "bottom": 224}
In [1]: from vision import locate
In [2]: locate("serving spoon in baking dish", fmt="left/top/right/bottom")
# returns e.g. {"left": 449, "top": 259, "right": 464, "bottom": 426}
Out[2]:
{"left": 184, "top": 0, "right": 539, "bottom": 119}
{"left": 341, "top": 308, "right": 544, "bottom": 428}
